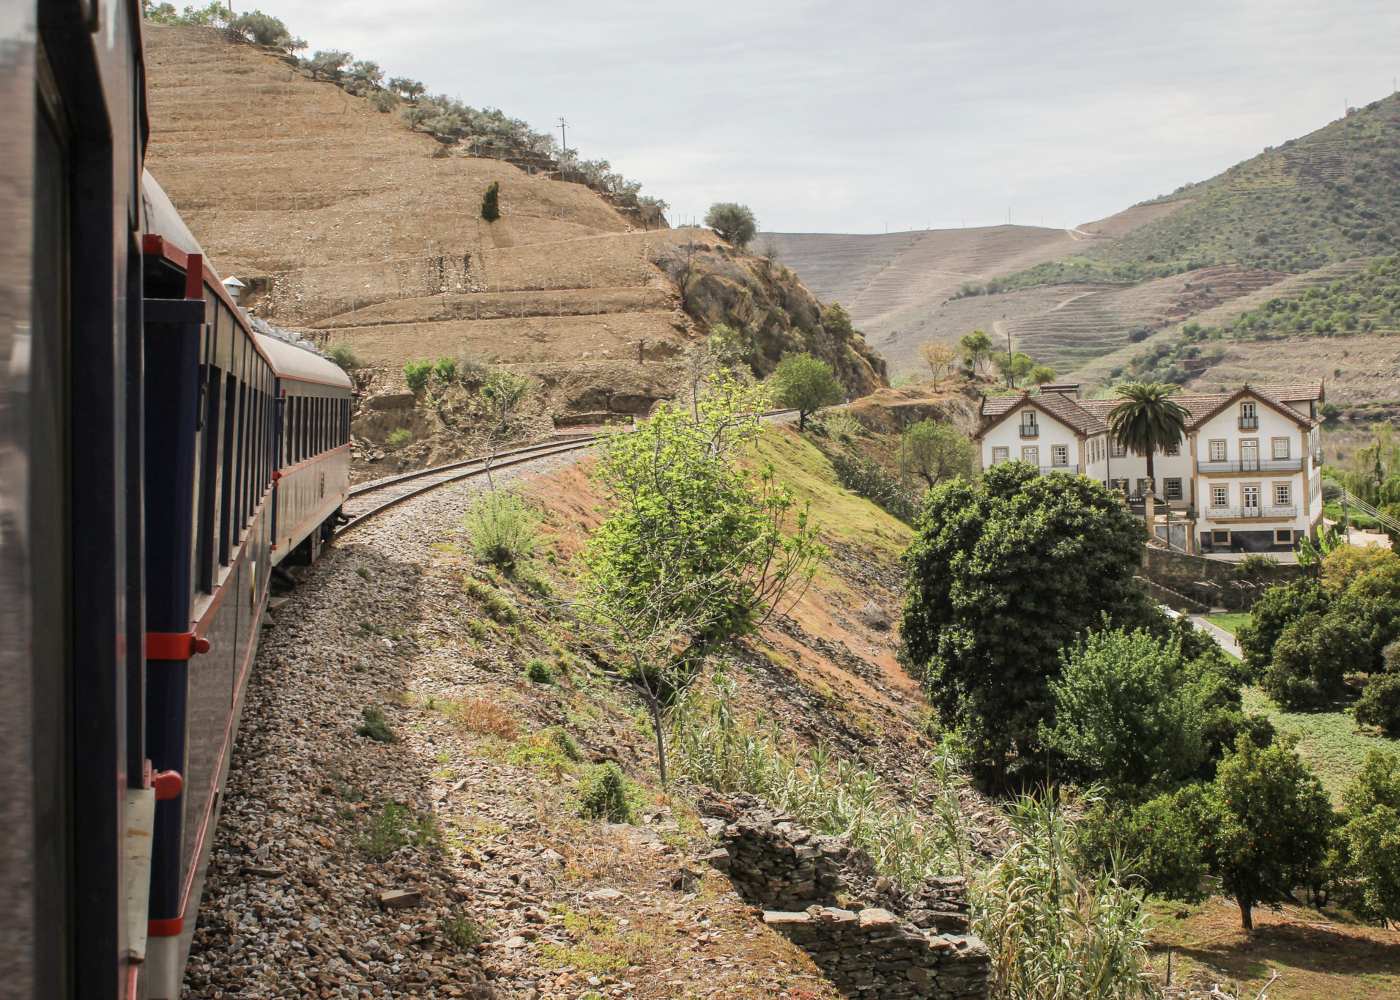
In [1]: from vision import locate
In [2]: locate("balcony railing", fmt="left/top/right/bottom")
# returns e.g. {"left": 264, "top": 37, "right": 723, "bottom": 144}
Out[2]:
{"left": 1205, "top": 505, "right": 1298, "bottom": 520}
{"left": 1197, "top": 458, "right": 1302, "bottom": 474}
{"left": 1040, "top": 464, "right": 1079, "bottom": 475}
{"left": 1238, "top": 416, "right": 1259, "bottom": 430}
{"left": 1019, "top": 425, "right": 1039, "bottom": 438}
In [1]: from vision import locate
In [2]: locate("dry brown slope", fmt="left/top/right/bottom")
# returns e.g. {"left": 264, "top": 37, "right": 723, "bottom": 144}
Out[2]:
{"left": 144, "top": 24, "right": 696, "bottom": 384}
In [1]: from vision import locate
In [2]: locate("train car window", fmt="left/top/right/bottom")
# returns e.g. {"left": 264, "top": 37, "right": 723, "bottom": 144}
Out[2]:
{"left": 196, "top": 362, "right": 220, "bottom": 591}
{"left": 236, "top": 378, "right": 248, "bottom": 533}
{"left": 218, "top": 372, "right": 237, "bottom": 566}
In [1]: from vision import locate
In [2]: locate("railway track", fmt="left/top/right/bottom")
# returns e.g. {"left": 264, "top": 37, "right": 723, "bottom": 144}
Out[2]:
{"left": 337, "top": 434, "right": 602, "bottom": 534}
{"left": 335, "top": 409, "right": 800, "bottom": 535}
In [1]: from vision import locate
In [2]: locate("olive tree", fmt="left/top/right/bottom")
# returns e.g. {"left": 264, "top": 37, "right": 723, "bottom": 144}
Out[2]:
{"left": 705, "top": 202, "right": 758, "bottom": 249}
{"left": 579, "top": 375, "right": 823, "bottom": 783}
{"left": 899, "top": 420, "right": 975, "bottom": 489}
{"left": 770, "top": 353, "right": 843, "bottom": 430}
{"left": 479, "top": 368, "right": 530, "bottom": 489}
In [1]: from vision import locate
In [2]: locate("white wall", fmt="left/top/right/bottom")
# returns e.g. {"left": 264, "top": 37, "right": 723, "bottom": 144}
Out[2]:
{"left": 981, "top": 406, "right": 1081, "bottom": 472}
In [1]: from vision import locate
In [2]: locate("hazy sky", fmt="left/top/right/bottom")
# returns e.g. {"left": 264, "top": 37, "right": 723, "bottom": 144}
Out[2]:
{"left": 251, "top": 0, "right": 1400, "bottom": 234}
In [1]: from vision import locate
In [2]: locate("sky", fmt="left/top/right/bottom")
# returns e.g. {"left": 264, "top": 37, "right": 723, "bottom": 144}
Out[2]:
{"left": 252, "top": 0, "right": 1400, "bottom": 234}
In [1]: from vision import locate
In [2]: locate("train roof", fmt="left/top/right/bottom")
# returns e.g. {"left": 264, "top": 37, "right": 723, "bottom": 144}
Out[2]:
{"left": 254, "top": 333, "right": 354, "bottom": 391}
{"left": 141, "top": 170, "right": 204, "bottom": 257}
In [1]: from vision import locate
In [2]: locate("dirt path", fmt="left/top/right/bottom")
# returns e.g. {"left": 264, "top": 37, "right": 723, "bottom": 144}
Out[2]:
{"left": 183, "top": 450, "right": 837, "bottom": 1000}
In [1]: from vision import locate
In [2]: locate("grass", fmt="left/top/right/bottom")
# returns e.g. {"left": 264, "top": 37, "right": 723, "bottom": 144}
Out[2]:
{"left": 358, "top": 802, "right": 441, "bottom": 860}
{"left": 1207, "top": 613, "right": 1252, "bottom": 637}
{"left": 1242, "top": 686, "right": 1400, "bottom": 805}
{"left": 1147, "top": 897, "right": 1400, "bottom": 1000}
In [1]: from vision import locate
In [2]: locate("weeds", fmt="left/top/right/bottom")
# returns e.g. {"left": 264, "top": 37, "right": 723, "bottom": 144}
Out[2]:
{"left": 443, "top": 912, "right": 485, "bottom": 951}
{"left": 386, "top": 428, "right": 412, "bottom": 449}
{"left": 508, "top": 728, "right": 580, "bottom": 776}
{"left": 356, "top": 706, "right": 396, "bottom": 743}
{"left": 326, "top": 342, "right": 360, "bottom": 369}
{"left": 524, "top": 657, "right": 554, "bottom": 684}
{"left": 464, "top": 492, "right": 540, "bottom": 570}
{"left": 359, "top": 802, "right": 441, "bottom": 860}
{"left": 578, "top": 763, "right": 633, "bottom": 823}
{"left": 443, "top": 697, "right": 519, "bottom": 741}
{"left": 463, "top": 578, "right": 518, "bottom": 624}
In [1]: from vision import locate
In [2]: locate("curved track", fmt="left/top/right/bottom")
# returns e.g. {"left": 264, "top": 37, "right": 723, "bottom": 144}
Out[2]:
{"left": 337, "top": 435, "right": 601, "bottom": 534}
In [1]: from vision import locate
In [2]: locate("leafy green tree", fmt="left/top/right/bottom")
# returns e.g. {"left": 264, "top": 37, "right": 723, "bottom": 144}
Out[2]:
{"left": 1356, "top": 673, "right": 1400, "bottom": 735}
{"left": 1208, "top": 736, "right": 1334, "bottom": 930}
{"left": 1262, "top": 609, "right": 1368, "bottom": 709}
{"left": 770, "top": 353, "right": 843, "bottom": 430}
{"left": 899, "top": 420, "right": 975, "bottom": 489}
{"left": 704, "top": 202, "right": 758, "bottom": 249}
{"left": 1042, "top": 626, "right": 1210, "bottom": 797}
{"left": 481, "top": 181, "right": 501, "bottom": 222}
{"left": 308, "top": 50, "right": 351, "bottom": 81}
{"left": 1029, "top": 364, "right": 1058, "bottom": 386}
{"left": 901, "top": 463, "right": 1145, "bottom": 782}
{"left": 387, "top": 77, "right": 425, "bottom": 101}
{"left": 580, "top": 375, "right": 823, "bottom": 783}
{"left": 1237, "top": 578, "right": 1331, "bottom": 678}
{"left": 226, "top": 10, "right": 300, "bottom": 50}
{"left": 994, "top": 350, "right": 1035, "bottom": 388}
{"left": 1336, "top": 752, "right": 1400, "bottom": 923}
{"left": 1078, "top": 786, "right": 1215, "bottom": 902}
{"left": 1107, "top": 381, "right": 1188, "bottom": 527}
{"left": 958, "top": 330, "right": 993, "bottom": 374}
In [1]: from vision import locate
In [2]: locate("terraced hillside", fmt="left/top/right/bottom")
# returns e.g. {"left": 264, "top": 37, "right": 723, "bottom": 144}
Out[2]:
{"left": 144, "top": 25, "right": 883, "bottom": 449}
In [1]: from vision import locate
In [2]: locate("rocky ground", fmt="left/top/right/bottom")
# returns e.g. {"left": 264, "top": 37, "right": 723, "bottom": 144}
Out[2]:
{"left": 183, "top": 450, "right": 845, "bottom": 999}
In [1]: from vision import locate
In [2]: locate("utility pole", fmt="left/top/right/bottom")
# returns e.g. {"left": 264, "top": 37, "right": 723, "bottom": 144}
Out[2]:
{"left": 557, "top": 116, "right": 568, "bottom": 157}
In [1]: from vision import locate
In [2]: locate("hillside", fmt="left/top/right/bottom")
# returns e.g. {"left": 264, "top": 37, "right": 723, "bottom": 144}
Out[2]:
{"left": 142, "top": 24, "right": 884, "bottom": 465}
{"left": 769, "top": 94, "right": 1400, "bottom": 387}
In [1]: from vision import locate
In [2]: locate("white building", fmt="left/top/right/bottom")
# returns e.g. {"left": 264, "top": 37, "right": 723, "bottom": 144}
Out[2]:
{"left": 975, "top": 381, "right": 1326, "bottom": 553}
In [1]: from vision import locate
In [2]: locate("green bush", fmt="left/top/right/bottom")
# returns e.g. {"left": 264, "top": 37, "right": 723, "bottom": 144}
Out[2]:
{"left": 1262, "top": 610, "right": 1368, "bottom": 709}
{"left": 1078, "top": 787, "right": 1213, "bottom": 902}
{"left": 325, "top": 342, "right": 360, "bottom": 369}
{"left": 578, "top": 763, "right": 632, "bottom": 823}
{"left": 463, "top": 492, "right": 539, "bottom": 569}
{"left": 433, "top": 356, "right": 457, "bottom": 383}
{"left": 356, "top": 706, "right": 396, "bottom": 743}
{"left": 524, "top": 657, "right": 553, "bottom": 684}
{"left": 1355, "top": 673, "right": 1400, "bottom": 735}
{"left": 481, "top": 181, "right": 501, "bottom": 222}
{"left": 386, "top": 428, "right": 412, "bottom": 449}
{"left": 1042, "top": 626, "right": 1210, "bottom": 797}
{"left": 1336, "top": 752, "right": 1400, "bottom": 923}
{"left": 830, "top": 453, "right": 920, "bottom": 523}
{"left": 369, "top": 89, "right": 397, "bottom": 113}
{"left": 1237, "top": 578, "right": 1331, "bottom": 678}
{"left": 704, "top": 202, "right": 758, "bottom": 249}
{"left": 404, "top": 359, "right": 434, "bottom": 393}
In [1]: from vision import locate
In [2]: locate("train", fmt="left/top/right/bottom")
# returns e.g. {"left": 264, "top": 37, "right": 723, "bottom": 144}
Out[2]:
{"left": 1, "top": 4, "right": 354, "bottom": 998}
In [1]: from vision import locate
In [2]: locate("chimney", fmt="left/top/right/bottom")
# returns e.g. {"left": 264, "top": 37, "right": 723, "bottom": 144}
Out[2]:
{"left": 1039, "top": 382, "right": 1081, "bottom": 399}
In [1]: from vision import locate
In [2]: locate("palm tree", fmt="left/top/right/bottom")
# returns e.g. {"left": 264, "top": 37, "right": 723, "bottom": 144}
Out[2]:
{"left": 1108, "top": 381, "right": 1189, "bottom": 530}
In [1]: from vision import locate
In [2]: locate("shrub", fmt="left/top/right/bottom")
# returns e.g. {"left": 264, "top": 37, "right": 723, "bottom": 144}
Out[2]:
{"left": 830, "top": 453, "right": 921, "bottom": 523}
{"left": 524, "top": 657, "right": 553, "bottom": 684}
{"left": 1355, "top": 672, "right": 1400, "bottom": 735}
{"left": 1237, "top": 578, "right": 1331, "bottom": 678}
{"left": 386, "top": 428, "right": 412, "bottom": 449}
{"left": 325, "top": 342, "right": 360, "bottom": 369}
{"left": 1336, "top": 752, "right": 1400, "bottom": 923}
{"left": 1262, "top": 609, "right": 1368, "bottom": 709}
{"left": 404, "top": 359, "right": 434, "bottom": 393}
{"left": 481, "top": 181, "right": 501, "bottom": 222}
{"left": 769, "top": 353, "right": 843, "bottom": 429}
{"left": 578, "top": 763, "right": 632, "bottom": 823}
{"left": 369, "top": 89, "right": 397, "bottom": 113}
{"left": 433, "top": 356, "right": 457, "bottom": 383}
{"left": 1078, "top": 786, "right": 1213, "bottom": 902}
{"left": 463, "top": 492, "right": 539, "bottom": 569}
{"left": 356, "top": 706, "right": 396, "bottom": 743}
{"left": 1043, "top": 626, "right": 1211, "bottom": 797}
{"left": 901, "top": 463, "right": 1145, "bottom": 782}
{"left": 704, "top": 202, "right": 758, "bottom": 249}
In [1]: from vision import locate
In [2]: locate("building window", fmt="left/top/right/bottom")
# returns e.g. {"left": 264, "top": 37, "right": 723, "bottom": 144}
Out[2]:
{"left": 1211, "top": 484, "right": 1229, "bottom": 508}
{"left": 1051, "top": 444, "right": 1069, "bottom": 466}
{"left": 1209, "top": 439, "right": 1227, "bottom": 462}
{"left": 1021, "top": 446, "right": 1039, "bottom": 465}
{"left": 1240, "top": 400, "right": 1258, "bottom": 430}
{"left": 1110, "top": 438, "right": 1126, "bottom": 458}
{"left": 1272, "top": 437, "right": 1290, "bottom": 460}
{"left": 1274, "top": 482, "right": 1292, "bottom": 506}
{"left": 1242, "top": 484, "right": 1261, "bottom": 512}
{"left": 1020, "top": 411, "right": 1038, "bottom": 436}
{"left": 1164, "top": 478, "right": 1183, "bottom": 501}
{"left": 1164, "top": 440, "right": 1180, "bottom": 457}
{"left": 1275, "top": 529, "right": 1293, "bottom": 545}
{"left": 991, "top": 446, "right": 1009, "bottom": 464}
{"left": 1212, "top": 529, "right": 1231, "bottom": 544}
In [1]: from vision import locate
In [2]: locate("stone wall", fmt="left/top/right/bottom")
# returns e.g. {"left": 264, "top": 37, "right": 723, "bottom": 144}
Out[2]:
{"left": 702, "top": 795, "right": 989, "bottom": 999}
{"left": 1141, "top": 545, "right": 1302, "bottom": 611}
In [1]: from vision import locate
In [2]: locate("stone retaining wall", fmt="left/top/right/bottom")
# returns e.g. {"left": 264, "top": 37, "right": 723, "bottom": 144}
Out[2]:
{"left": 702, "top": 795, "right": 989, "bottom": 999}
{"left": 1141, "top": 546, "right": 1302, "bottom": 611}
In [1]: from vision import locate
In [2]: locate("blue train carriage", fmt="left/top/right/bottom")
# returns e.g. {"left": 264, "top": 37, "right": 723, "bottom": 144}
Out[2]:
{"left": 2, "top": 1, "right": 150, "bottom": 998}
{"left": 139, "top": 173, "right": 352, "bottom": 997}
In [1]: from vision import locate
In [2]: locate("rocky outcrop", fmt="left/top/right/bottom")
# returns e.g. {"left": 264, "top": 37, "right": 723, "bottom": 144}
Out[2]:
{"left": 702, "top": 794, "right": 989, "bottom": 1000}
{"left": 654, "top": 238, "right": 888, "bottom": 396}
